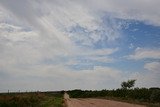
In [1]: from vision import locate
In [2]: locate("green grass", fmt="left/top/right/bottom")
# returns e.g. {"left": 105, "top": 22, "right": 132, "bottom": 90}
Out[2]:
{"left": 0, "top": 92, "right": 63, "bottom": 107}
{"left": 40, "top": 93, "right": 63, "bottom": 107}
{"left": 53, "top": 97, "right": 63, "bottom": 107}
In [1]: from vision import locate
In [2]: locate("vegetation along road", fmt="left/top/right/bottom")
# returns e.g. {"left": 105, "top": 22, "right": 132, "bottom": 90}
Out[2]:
{"left": 64, "top": 93, "right": 146, "bottom": 107}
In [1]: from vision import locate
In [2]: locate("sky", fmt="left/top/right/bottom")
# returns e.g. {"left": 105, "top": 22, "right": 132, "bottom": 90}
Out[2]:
{"left": 0, "top": 0, "right": 160, "bottom": 92}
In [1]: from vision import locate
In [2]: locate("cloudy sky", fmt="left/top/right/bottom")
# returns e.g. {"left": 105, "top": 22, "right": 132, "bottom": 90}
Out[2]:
{"left": 0, "top": 0, "right": 160, "bottom": 92}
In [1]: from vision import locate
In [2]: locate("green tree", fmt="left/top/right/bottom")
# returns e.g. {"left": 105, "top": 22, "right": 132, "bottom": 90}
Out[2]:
{"left": 121, "top": 79, "right": 136, "bottom": 89}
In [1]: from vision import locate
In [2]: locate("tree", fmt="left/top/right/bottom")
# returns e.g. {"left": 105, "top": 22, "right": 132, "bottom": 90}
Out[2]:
{"left": 121, "top": 79, "right": 136, "bottom": 89}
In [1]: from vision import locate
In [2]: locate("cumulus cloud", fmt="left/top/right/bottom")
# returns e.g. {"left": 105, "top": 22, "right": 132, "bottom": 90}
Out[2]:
{"left": 127, "top": 47, "right": 160, "bottom": 60}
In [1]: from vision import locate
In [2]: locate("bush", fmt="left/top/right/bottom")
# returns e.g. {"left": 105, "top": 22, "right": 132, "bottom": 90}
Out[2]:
{"left": 150, "top": 89, "right": 160, "bottom": 102}
{"left": 67, "top": 88, "right": 160, "bottom": 103}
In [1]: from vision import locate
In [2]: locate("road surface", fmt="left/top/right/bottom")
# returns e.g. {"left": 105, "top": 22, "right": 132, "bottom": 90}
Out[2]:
{"left": 64, "top": 93, "right": 146, "bottom": 107}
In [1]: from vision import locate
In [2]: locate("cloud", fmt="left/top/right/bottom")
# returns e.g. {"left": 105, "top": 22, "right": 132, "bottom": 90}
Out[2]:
{"left": 144, "top": 62, "right": 160, "bottom": 72}
{"left": 0, "top": 65, "right": 127, "bottom": 92}
{"left": 129, "top": 43, "right": 134, "bottom": 49}
{"left": 77, "top": 0, "right": 160, "bottom": 26}
{"left": 130, "top": 61, "right": 160, "bottom": 88}
{"left": 87, "top": 56, "right": 114, "bottom": 63}
{"left": 0, "top": 0, "right": 128, "bottom": 48}
{"left": 77, "top": 48, "right": 118, "bottom": 56}
{"left": 130, "top": 71, "right": 160, "bottom": 88}
{"left": 127, "top": 47, "right": 160, "bottom": 60}
{"left": 0, "top": 0, "right": 160, "bottom": 91}
{"left": 0, "top": 0, "right": 121, "bottom": 91}
{"left": 0, "top": 0, "right": 74, "bottom": 51}
{"left": 0, "top": 0, "right": 120, "bottom": 68}
{"left": 126, "top": 47, "right": 160, "bottom": 87}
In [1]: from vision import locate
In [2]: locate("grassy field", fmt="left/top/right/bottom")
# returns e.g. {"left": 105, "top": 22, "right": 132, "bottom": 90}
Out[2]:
{"left": 0, "top": 92, "right": 63, "bottom": 107}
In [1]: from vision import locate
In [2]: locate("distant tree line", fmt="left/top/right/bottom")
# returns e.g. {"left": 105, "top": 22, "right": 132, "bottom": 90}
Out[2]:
{"left": 67, "top": 80, "right": 160, "bottom": 103}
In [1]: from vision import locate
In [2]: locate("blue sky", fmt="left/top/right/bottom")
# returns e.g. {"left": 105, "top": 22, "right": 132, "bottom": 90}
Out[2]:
{"left": 0, "top": 0, "right": 160, "bottom": 92}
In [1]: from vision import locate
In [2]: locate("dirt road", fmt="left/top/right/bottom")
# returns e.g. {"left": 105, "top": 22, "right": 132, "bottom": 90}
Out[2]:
{"left": 64, "top": 93, "right": 146, "bottom": 107}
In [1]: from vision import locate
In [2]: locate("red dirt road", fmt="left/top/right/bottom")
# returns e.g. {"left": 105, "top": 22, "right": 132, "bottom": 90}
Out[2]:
{"left": 64, "top": 93, "right": 146, "bottom": 107}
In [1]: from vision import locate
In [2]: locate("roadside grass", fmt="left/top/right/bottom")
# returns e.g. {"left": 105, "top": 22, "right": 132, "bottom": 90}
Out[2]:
{"left": 40, "top": 93, "right": 63, "bottom": 107}
{"left": 53, "top": 97, "right": 63, "bottom": 107}
{"left": 0, "top": 92, "right": 63, "bottom": 107}
{"left": 67, "top": 88, "right": 160, "bottom": 107}
{"left": 101, "top": 96, "right": 160, "bottom": 107}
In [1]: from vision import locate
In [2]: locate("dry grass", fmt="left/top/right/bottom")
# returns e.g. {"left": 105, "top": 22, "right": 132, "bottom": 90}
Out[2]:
{"left": 0, "top": 92, "right": 63, "bottom": 107}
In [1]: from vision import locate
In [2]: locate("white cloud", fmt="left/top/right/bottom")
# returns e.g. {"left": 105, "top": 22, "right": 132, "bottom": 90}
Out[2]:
{"left": 0, "top": 0, "right": 121, "bottom": 91}
{"left": 130, "top": 71, "right": 160, "bottom": 88}
{"left": 144, "top": 62, "right": 160, "bottom": 72}
{"left": 0, "top": 0, "right": 123, "bottom": 64}
{"left": 129, "top": 43, "right": 134, "bottom": 49}
{"left": 130, "top": 62, "right": 160, "bottom": 88}
{"left": 0, "top": 0, "right": 125, "bottom": 48}
{"left": 87, "top": 56, "right": 114, "bottom": 63}
{"left": 0, "top": 0, "right": 74, "bottom": 50}
{"left": 78, "top": 48, "right": 118, "bottom": 56}
{"left": 127, "top": 47, "right": 160, "bottom": 60}
{"left": 0, "top": 23, "right": 38, "bottom": 42}
{"left": 0, "top": 65, "right": 127, "bottom": 92}
{"left": 130, "top": 61, "right": 160, "bottom": 88}
{"left": 77, "top": 0, "right": 160, "bottom": 26}
{"left": 126, "top": 48, "right": 160, "bottom": 87}
{"left": 0, "top": 0, "right": 160, "bottom": 91}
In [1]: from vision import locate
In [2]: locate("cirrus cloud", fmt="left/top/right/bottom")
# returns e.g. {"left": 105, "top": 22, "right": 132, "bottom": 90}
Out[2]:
{"left": 127, "top": 47, "right": 160, "bottom": 60}
{"left": 0, "top": 0, "right": 160, "bottom": 92}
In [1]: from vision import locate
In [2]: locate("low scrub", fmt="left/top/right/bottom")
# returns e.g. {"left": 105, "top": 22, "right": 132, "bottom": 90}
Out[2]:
{"left": 0, "top": 92, "right": 63, "bottom": 107}
{"left": 67, "top": 87, "right": 160, "bottom": 103}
